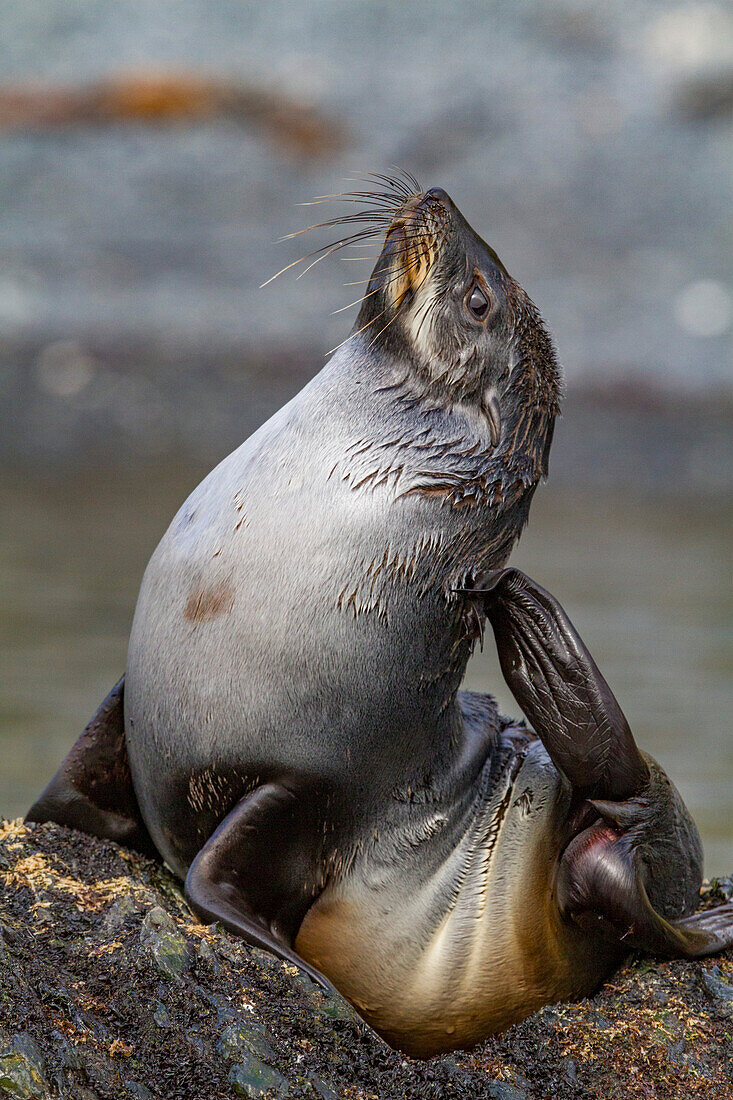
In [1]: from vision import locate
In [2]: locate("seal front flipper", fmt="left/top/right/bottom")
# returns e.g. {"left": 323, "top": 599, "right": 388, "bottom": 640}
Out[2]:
{"left": 25, "top": 677, "right": 157, "bottom": 858}
{"left": 461, "top": 567, "right": 649, "bottom": 800}
{"left": 184, "top": 782, "right": 334, "bottom": 991}
{"left": 467, "top": 568, "right": 733, "bottom": 958}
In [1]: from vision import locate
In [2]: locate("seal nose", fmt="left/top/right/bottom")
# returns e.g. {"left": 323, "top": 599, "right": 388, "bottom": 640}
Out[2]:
{"left": 422, "top": 187, "right": 452, "bottom": 210}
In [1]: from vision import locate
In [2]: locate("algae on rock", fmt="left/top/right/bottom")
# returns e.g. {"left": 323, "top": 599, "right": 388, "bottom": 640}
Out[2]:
{"left": 0, "top": 819, "right": 731, "bottom": 1100}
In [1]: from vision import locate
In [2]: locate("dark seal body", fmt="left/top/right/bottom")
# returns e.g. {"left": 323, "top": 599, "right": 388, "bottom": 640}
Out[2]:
{"left": 28, "top": 180, "right": 733, "bottom": 1058}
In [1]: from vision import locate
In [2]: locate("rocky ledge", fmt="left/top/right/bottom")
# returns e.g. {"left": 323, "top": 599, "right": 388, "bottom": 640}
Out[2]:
{"left": 0, "top": 819, "right": 731, "bottom": 1100}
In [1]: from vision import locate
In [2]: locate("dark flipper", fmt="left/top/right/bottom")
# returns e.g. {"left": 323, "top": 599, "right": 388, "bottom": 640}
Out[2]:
{"left": 460, "top": 568, "right": 733, "bottom": 958}
{"left": 25, "top": 677, "right": 157, "bottom": 858}
{"left": 184, "top": 781, "right": 334, "bottom": 990}
{"left": 459, "top": 568, "right": 649, "bottom": 800}
{"left": 557, "top": 822, "right": 733, "bottom": 958}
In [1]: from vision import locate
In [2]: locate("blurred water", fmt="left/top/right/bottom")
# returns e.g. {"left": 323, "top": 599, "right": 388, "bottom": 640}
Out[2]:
{"left": 0, "top": 466, "right": 730, "bottom": 875}
{"left": 0, "top": 0, "right": 731, "bottom": 410}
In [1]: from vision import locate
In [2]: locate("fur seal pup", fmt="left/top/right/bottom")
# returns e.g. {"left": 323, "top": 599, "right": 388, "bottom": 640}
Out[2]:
{"left": 28, "top": 174, "right": 732, "bottom": 1057}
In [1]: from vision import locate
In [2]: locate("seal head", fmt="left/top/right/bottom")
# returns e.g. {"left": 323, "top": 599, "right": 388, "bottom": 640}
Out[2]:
{"left": 353, "top": 184, "right": 558, "bottom": 462}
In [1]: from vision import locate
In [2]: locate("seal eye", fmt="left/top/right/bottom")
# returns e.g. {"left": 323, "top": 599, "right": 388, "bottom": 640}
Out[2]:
{"left": 466, "top": 283, "right": 489, "bottom": 320}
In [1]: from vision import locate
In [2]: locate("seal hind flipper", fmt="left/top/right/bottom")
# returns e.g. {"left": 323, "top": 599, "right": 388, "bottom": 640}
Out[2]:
{"left": 462, "top": 568, "right": 650, "bottom": 800}
{"left": 557, "top": 825, "right": 733, "bottom": 958}
{"left": 25, "top": 677, "right": 157, "bottom": 858}
{"left": 184, "top": 782, "right": 334, "bottom": 990}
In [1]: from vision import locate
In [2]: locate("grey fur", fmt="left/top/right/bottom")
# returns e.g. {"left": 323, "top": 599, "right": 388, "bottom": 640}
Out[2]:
{"left": 125, "top": 332, "right": 551, "bottom": 876}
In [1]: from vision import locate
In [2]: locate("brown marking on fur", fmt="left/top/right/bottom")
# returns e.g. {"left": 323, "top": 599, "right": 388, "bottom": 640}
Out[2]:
{"left": 184, "top": 581, "right": 235, "bottom": 623}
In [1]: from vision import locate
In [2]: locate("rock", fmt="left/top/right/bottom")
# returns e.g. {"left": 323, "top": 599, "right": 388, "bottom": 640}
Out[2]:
{"left": 122, "top": 1084, "right": 156, "bottom": 1100}
{"left": 152, "top": 1002, "right": 171, "bottom": 1028}
{"left": 217, "top": 1020, "right": 278, "bottom": 1063}
{"left": 487, "top": 1084, "right": 528, "bottom": 1100}
{"left": 103, "top": 893, "right": 140, "bottom": 931}
{"left": 0, "top": 819, "right": 731, "bottom": 1100}
{"left": 196, "top": 937, "right": 217, "bottom": 965}
{"left": 0, "top": 1033, "right": 49, "bottom": 1099}
{"left": 562, "top": 1058, "right": 576, "bottom": 1083}
{"left": 309, "top": 1077, "right": 339, "bottom": 1100}
{"left": 227, "top": 1056, "right": 289, "bottom": 1098}
{"left": 289, "top": 971, "right": 362, "bottom": 1025}
{"left": 701, "top": 966, "right": 733, "bottom": 1019}
{"left": 139, "top": 905, "right": 191, "bottom": 979}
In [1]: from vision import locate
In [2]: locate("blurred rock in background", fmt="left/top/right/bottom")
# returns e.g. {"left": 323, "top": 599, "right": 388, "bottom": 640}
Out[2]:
{"left": 0, "top": 0, "right": 730, "bottom": 474}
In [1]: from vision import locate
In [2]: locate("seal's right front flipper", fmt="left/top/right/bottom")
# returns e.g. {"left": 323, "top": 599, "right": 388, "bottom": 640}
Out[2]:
{"left": 465, "top": 568, "right": 650, "bottom": 802}
{"left": 469, "top": 569, "right": 733, "bottom": 960}
{"left": 184, "top": 781, "right": 334, "bottom": 990}
{"left": 25, "top": 677, "right": 157, "bottom": 858}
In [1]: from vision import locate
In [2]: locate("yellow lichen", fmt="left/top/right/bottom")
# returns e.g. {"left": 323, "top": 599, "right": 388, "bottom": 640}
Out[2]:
{"left": 2, "top": 848, "right": 155, "bottom": 912}
{"left": 0, "top": 819, "right": 27, "bottom": 844}
{"left": 109, "top": 1038, "right": 133, "bottom": 1058}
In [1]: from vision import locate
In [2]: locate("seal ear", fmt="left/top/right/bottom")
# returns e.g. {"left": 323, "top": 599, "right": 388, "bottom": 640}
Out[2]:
{"left": 25, "top": 677, "right": 157, "bottom": 858}
{"left": 461, "top": 568, "right": 649, "bottom": 801}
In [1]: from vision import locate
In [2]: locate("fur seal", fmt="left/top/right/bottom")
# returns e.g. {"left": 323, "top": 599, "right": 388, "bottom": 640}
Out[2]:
{"left": 28, "top": 174, "right": 732, "bottom": 1057}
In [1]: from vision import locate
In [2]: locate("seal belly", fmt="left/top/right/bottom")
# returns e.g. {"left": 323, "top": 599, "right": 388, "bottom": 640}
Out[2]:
{"left": 295, "top": 741, "right": 620, "bottom": 1057}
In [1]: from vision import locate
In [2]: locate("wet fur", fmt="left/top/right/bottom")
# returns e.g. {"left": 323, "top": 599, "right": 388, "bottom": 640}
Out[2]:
{"left": 36, "top": 178, "right": 711, "bottom": 1058}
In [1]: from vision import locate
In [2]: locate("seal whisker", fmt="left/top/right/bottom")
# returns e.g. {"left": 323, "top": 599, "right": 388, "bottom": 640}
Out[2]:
{"left": 296, "top": 230, "right": 434, "bottom": 286}
{"left": 377, "top": 165, "right": 422, "bottom": 195}
{"left": 285, "top": 220, "right": 438, "bottom": 247}
{"left": 280, "top": 215, "right": 392, "bottom": 243}
{"left": 336, "top": 254, "right": 428, "bottom": 315}
{"left": 270, "top": 227, "right": 437, "bottom": 290}
{"left": 326, "top": 292, "right": 407, "bottom": 355}
{"left": 387, "top": 164, "right": 422, "bottom": 193}
{"left": 342, "top": 231, "right": 436, "bottom": 255}
{"left": 265, "top": 210, "right": 439, "bottom": 293}
{"left": 261, "top": 226, "right": 390, "bottom": 287}
{"left": 268, "top": 169, "right": 425, "bottom": 290}
{"left": 366, "top": 238, "right": 437, "bottom": 349}
{"left": 331, "top": 285, "right": 386, "bottom": 315}
{"left": 298, "top": 192, "right": 404, "bottom": 209}
{"left": 294, "top": 231, "right": 394, "bottom": 280}
{"left": 341, "top": 169, "right": 420, "bottom": 200}
{"left": 368, "top": 281, "right": 427, "bottom": 349}
{"left": 334, "top": 255, "right": 432, "bottom": 312}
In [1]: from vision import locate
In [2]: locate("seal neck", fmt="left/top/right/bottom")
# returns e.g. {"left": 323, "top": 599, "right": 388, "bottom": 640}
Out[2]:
{"left": 328, "top": 333, "right": 555, "bottom": 521}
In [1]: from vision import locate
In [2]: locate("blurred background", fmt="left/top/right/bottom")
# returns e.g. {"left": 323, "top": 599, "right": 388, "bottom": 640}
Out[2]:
{"left": 1, "top": 1, "right": 731, "bottom": 872}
